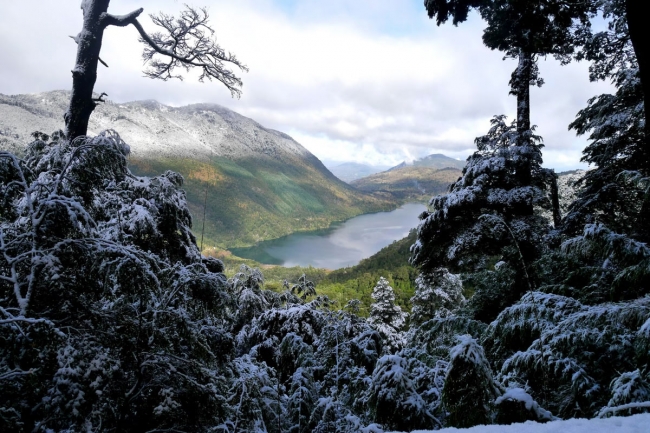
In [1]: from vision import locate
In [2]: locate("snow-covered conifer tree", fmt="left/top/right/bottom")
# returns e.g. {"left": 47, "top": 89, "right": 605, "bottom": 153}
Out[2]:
{"left": 410, "top": 269, "right": 465, "bottom": 325}
{"left": 367, "top": 354, "right": 438, "bottom": 431}
{"left": 442, "top": 335, "right": 500, "bottom": 428}
{"left": 1, "top": 132, "right": 234, "bottom": 431}
{"left": 499, "top": 295, "right": 650, "bottom": 418}
{"left": 368, "top": 277, "right": 408, "bottom": 353}
{"left": 412, "top": 115, "right": 551, "bottom": 322}
{"left": 565, "top": 1, "right": 649, "bottom": 242}
{"left": 286, "top": 366, "right": 318, "bottom": 433}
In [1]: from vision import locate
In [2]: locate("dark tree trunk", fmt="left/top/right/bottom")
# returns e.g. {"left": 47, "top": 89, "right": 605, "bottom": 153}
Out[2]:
{"left": 625, "top": 0, "right": 650, "bottom": 160}
{"left": 510, "top": 49, "right": 534, "bottom": 214}
{"left": 64, "top": 0, "right": 111, "bottom": 141}
{"left": 511, "top": 49, "right": 532, "bottom": 142}
{"left": 550, "top": 170, "right": 561, "bottom": 228}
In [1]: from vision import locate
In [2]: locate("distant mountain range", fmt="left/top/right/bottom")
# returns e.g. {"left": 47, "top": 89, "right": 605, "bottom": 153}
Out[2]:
{"left": 0, "top": 91, "right": 393, "bottom": 249}
{"left": 324, "top": 161, "right": 392, "bottom": 183}
{"left": 351, "top": 154, "right": 465, "bottom": 202}
{"left": 388, "top": 153, "right": 466, "bottom": 171}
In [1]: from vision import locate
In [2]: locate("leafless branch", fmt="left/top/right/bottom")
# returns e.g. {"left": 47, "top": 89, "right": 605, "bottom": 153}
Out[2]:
{"left": 100, "top": 8, "right": 144, "bottom": 27}
{"left": 126, "top": 5, "right": 248, "bottom": 98}
{"left": 93, "top": 92, "right": 108, "bottom": 103}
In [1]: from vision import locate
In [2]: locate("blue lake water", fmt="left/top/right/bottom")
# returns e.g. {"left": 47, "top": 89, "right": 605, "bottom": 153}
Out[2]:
{"left": 230, "top": 203, "right": 427, "bottom": 269}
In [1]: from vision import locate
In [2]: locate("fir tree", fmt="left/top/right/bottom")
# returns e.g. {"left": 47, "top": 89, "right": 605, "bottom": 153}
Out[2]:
{"left": 368, "top": 277, "right": 408, "bottom": 353}
{"left": 412, "top": 116, "right": 551, "bottom": 322}
{"left": 442, "top": 335, "right": 500, "bottom": 428}
{"left": 410, "top": 269, "right": 465, "bottom": 325}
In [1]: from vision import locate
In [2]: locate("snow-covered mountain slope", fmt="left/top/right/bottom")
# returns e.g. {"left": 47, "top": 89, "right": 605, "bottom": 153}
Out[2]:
{"left": 0, "top": 91, "right": 394, "bottom": 249}
{"left": 388, "top": 412, "right": 650, "bottom": 433}
{"left": 0, "top": 90, "right": 310, "bottom": 161}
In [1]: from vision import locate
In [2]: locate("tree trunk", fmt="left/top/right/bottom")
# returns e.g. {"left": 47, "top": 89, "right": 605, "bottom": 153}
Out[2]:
{"left": 625, "top": 0, "right": 650, "bottom": 180}
{"left": 625, "top": 0, "right": 650, "bottom": 158}
{"left": 511, "top": 49, "right": 532, "bottom": 142}
{"left": 509, "top": 50, "right": 536, "bottom": 215}
{"left": 64, "top": 0, "right": 111, "bottom": 142}
{"left": 550, "top": 170, "right": 561, "bottom": 228}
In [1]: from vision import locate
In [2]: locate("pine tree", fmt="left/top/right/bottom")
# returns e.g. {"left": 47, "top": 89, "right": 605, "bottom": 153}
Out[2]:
{"left": 442, "top": 335, "right": 500, "bottom": 428}
{"left": 410, "top": 269, "right": 465, "bottom": 325}
{"left": 412, "top": 116, "right": 551, "bottom": 322}
{"left": 368, "top": 277, "right": 408, "bottom": 353}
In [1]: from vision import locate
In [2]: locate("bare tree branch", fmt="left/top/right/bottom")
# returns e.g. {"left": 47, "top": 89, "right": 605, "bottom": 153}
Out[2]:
{"left": 131, "top": 6, "right": 248, "bottom": 98}
{"left": 65, "top": 2, "right": 246, "bottom": 140}
{"left": 99, "top": 8, "right": 144, "bottom": 27}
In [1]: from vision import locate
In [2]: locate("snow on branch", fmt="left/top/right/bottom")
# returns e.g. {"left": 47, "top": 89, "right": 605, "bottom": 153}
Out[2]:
{"left": 598, "top": 401, "right": 650, "bottom": 418}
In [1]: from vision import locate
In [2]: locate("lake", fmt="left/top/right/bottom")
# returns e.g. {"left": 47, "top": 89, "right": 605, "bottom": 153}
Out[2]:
{"left": 230, "top": 202, "right": 427, "bottom": 269}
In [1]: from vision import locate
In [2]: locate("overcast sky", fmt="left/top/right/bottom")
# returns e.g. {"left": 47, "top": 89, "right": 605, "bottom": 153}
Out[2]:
{"left": 0, "top": 0, "right": 613, "bottom": 170}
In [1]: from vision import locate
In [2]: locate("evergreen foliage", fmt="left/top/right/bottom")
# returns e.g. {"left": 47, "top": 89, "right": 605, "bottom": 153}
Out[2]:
{"left": 566, "top": 0, "right": 649, "bottom": 240}
{"left": 442, "top": 335, "right": 500, "bottom": 428}
{"left": 368, "top": 277, "right": 408, "bottom": 353}
{"left": 410, "top": 269, "right": 465, "bottom": 325}
{"left": 1, "top": 132, "right": 233, "bottom": 432}
{"left": 2, "top": 0, "right": 650, "bottom": 430}
{"left": 411, "top": 115, "right": 552, "bottom": 321}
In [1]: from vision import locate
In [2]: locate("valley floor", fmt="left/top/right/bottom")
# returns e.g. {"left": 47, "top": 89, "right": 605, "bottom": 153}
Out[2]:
{"left": 389, "top": 413, "right": 650, "bottom": 433}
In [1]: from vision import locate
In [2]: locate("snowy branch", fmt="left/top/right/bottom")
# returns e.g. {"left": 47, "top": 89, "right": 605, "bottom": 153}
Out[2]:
{"left": 598, "top": 401, "right": 650, "bottom": 417}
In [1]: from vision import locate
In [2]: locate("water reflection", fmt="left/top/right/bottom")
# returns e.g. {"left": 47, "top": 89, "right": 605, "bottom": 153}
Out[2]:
{"left": 230, "top": 203, "right": 426, "bottom": 269}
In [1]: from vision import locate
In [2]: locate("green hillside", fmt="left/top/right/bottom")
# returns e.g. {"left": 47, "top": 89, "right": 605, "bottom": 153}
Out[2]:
{"left": 129, "top": 155, "right": 394, "bottom": 249}
{"left": 218, "top": 229, "right": 420, "bottom": 316}
{"left": 351, "top": 166, "right": 461, "bottom": 202}
{"left": 316, "top": 229, "right": 418, "bottom": 315}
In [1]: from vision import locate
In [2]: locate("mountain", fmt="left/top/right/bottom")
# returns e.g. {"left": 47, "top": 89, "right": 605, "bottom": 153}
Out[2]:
{"left": 411, "top": 153, "right": 466, "bottom": 169}
{"left": 0, "top": 91, "right": 394, "bottom": 248}
{"left": 348, "top": 153, "right": 465, "bottom": 202}
{"left": 388, "top": 153, "right": 466, "bottom": 171}
{"left": 351, "top": 165, "right": 462, "bottom": 202}
{"left": 325, "top": 161, "right": 391, "bottom": 183}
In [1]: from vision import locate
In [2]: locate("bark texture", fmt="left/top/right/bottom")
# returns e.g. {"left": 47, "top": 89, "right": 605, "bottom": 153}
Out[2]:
{"left": 625, "top": 0, "right": 650, "bottom": 153}
{"left": 65, "top": 0, "right": 111, "bottom": 141}
{"left": 510, "top": 50, "right": 532, "bottom": 141}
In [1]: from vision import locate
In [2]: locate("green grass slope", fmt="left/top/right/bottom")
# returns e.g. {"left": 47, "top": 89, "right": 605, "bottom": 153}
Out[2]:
{"left": 129, "top": 155, "right": 395, "bottom": 249}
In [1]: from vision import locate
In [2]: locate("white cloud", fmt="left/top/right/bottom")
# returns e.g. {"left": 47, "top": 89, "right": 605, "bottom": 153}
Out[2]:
{"left": 0, "top": 0, "right": 613, "bottom": 170}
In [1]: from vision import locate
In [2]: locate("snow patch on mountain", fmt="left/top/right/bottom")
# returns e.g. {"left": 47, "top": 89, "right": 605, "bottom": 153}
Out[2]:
{"left": 0, "top": 91, "right": 311, "bottom": 162}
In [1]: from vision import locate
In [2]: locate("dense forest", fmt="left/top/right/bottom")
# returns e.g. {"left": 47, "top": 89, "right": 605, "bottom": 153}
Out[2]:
{"left": 1, "top": 0, "right": 650, "bottom": 432}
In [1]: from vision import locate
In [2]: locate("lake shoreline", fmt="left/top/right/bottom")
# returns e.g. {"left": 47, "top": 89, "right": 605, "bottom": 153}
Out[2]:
{"left": 229, "top": 202, "right": 427, "bottom": 269}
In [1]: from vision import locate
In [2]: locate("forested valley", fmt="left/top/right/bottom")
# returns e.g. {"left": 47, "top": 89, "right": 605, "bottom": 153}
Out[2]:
{"left": 1, "top": 0, "right": 650, "bottom": 432}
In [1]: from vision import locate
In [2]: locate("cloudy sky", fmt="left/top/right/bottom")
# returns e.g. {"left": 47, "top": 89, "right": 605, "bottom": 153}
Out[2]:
{"left": 0, "top": 0, "right": 613, "bottom": 170}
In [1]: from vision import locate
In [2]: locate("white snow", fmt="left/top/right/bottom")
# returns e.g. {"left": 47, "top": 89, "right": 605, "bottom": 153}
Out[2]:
{"left": 389, "top": 413, "right": 650, "bottom": 433}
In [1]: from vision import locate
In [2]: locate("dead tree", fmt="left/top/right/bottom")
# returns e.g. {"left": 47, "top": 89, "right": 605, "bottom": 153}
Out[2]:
{"left": 65, "top": 0, "right": 247, "bottom": 141}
